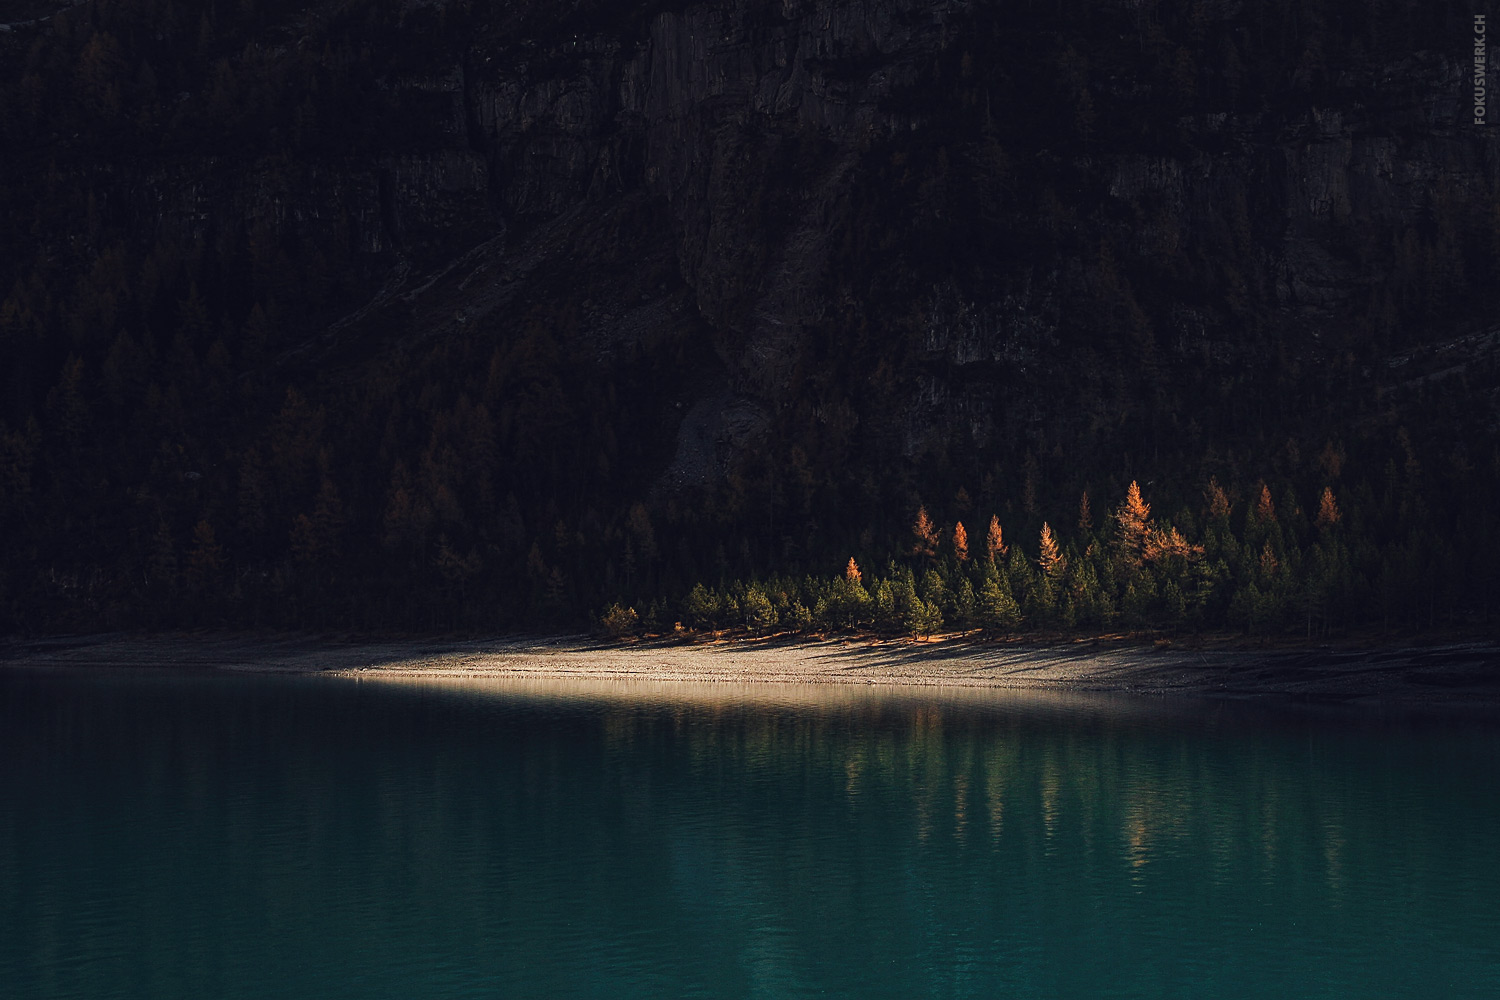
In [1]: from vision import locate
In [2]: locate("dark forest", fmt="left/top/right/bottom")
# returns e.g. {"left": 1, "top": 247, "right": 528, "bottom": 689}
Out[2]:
{"left": 1, "top": 0, "right": 1496, "bottom": 638}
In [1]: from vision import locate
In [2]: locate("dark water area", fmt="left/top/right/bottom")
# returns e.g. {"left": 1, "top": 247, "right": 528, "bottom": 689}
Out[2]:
{"left": 2, "top": 669, "right": 1498, "bottom": 999}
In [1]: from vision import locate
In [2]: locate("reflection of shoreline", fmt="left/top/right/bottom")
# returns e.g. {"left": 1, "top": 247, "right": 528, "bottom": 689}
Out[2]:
{"left": 3, "top": 632, "right": 1499, "bottom": 708}
{"left": 343, "top": 672, "right": 1173, "bottom": 717}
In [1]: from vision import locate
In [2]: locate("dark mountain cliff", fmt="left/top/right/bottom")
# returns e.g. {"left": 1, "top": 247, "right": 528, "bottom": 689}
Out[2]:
{"left": 0, "top": 0, "right": 1497, "bottom": 632}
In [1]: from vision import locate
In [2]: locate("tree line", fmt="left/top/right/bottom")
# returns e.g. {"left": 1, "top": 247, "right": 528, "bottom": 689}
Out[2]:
{"left": 599, "top": 464, "right": 1494, "bottom": 642}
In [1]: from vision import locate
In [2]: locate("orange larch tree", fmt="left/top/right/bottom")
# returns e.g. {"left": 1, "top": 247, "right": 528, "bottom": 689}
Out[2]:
{"left": 985, "top": 515, "right": 1007, "bottom": 562}
{"left": 1255, "top": 482, "right": 1277, "bottom": 523}
{"left": 1258, "top": 540, "right": 1280, "bottom": 579}
{"left": 1038, "top": 522, "right": 1066, "bottom": 579}
{"left": 1115, "top": 480, "right": 1151, "bottom": 563}
{"left": 1315, "top": 486, "right": 1341, "bottom": 529}
{"left": 912, "top": 505, "right": 939, "bottom": 559}
{"left": 953, "top": 521, "right": 970, "bottom": 562}
{"left": 1205, "top": 477, "right": 1231, "bottom": 519}
{"left": 1143, "top": 525, "right": 1204, "bottom": 564}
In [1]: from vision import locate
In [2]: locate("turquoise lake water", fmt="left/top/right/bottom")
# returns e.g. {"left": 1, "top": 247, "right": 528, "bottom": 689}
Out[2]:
{"left": 2, "top": 668, "right": 1498, "bottom": 998}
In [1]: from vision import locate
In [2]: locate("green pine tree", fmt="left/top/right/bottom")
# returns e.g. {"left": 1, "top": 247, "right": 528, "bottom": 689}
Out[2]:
{"left": 978, "top": 577, "right": 1022, "bottom": 632}
{"left": 685, "top": 583, "right": 719, "bottom": 629}
{"left": 904, "top": 597, "right": 943, "bottom": 638}
{"left": 742, "top": 585, "right": 777, "bottom": 632}
{"left": 953, "top": 577, "right": 976, "bottom": 627}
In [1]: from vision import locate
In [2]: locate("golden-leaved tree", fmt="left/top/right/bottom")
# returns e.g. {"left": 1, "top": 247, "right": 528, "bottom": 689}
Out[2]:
{"left": 912, "top": 505, "right": 939, "bottom": 559}
{"left": 1315, "top": 486, "right": 1341, "bottom": 529}
{"left": 985, "top": 515, "right": 1006, "bottom": 562}
{"left": 1038, "top": 522, "right": 1066, "bottom": 579}
{"left": 1115, "top": 481, "right": 1151, "bottom": 566}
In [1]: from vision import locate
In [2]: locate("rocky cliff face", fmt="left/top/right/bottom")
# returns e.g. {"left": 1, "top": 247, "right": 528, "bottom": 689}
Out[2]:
{"left": 379, "top": 0, "right": 970, "bottom": 484}
{"left": 381, "top": 0, "right": 1497, "bottom": 485}
{"left": 1, "top": 0, "right": 1497, "bottom": 629}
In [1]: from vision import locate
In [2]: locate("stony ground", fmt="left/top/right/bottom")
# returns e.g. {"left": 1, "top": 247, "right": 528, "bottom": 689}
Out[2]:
{"left": 4, "top": 632, "right": 1499, "bottom": 707}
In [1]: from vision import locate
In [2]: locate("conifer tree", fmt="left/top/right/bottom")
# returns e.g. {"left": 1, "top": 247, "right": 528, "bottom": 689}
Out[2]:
{"left": 827, "top": 574, "right": 872, "bottom": 629}
{"left": 985, "top": 515, "right": 1007, "bottom": 563}
{"left": 873, "top": 578, "right": 897, "bottom": 631}
{"left": 1068, "top": 559, "right": 1107, "bottom": 628}
{"left": 912, "top": 505, "right": 939, "bottom": 559}
{"left": 1115, "top": 481, "right": 1151, "bottom": 565}
{"left": 1078, "top": 490, "right": 1093, "bottom": 535}
{"left": 953, "top": 521, "right": 969, "bottom": 562}
{"left": 919, "top": 567, "right": 949, "bottom": 616}
{"left": 720, "top": 591, "right": 741, "bottom": 629}
{"left": 892, "top": 575, "right": 921, "bottom": 628}
{"left": 1005, "top": 546, "right": 1033, "bottom": 605}
{"left": 1162, "top": 579, "right": 1187, "bottom": 624}
{"left": 1038, "top": 522, "right": 1066, "bottom": 579}
{"left": 600, "top": 603, "right": 640, "bottom": 638}
{"left": 1143, "top": 526, "right": 1203, "bottom": 566}
{"left": 436, "top": 538, "right": 482, "bottom": 588}
{"left": 784, "top": 600, "right": 813, "bottom": 632}
{"left": 978, "top": 576, "right": 1022, "bottom": 632}
{"left": 685, "top": 582, "right": 719, "bottom": 629}
{"left": 954, "top": 577, "right": 976, "bottom": 626}
{"left": 1205, "top": 477, "right": 1231, "bottom": 519}
{"left": 1245, "top": 482, "right": 1285, "bottom": 557}
{"left": 1200, "top": 477, "right": 1234, "bottom": 563}
{"left": 1120, "top": 578, "right": 1153, "bottom": 626}
{"left": 1057, "top": 586, "right": 1078, "bottom": 629}
{"left": 903, "top": 594, "right": 943, "bottom": 638}
{"left": 1255, "top": 482, "right": 1277, "bottom": 524}
{"left": 1258, "top": 541, "right": 1280, "bottom": 583}
{"left": 1230, "top": 580, "right": 1263, "bottom": 633}
{"left": 742, "top": 586, "right": 777, "bottom": 632}
{"left": 1027, "top": 572, "right": 1058, "bottom": 627}
{"left": 846, "top": 556, "right": 862, "bottom": 583}
{"left": 1315, "top": 486, "right": 1341, "bottom": 529}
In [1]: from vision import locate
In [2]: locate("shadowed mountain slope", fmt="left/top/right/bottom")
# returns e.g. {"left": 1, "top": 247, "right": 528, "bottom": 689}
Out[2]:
{"left": 0, "top": 0, "right": 1496, "bottom": 631}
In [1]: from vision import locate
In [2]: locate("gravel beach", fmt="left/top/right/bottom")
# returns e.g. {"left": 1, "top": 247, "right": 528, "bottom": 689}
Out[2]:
{"left": 4, "top": 632, "right": 1499, "bottom": 707}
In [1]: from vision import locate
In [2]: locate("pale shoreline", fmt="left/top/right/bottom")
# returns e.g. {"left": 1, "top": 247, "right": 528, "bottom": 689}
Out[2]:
{"left": 3, "top": 631, "right": 1499, "bottom": 707}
